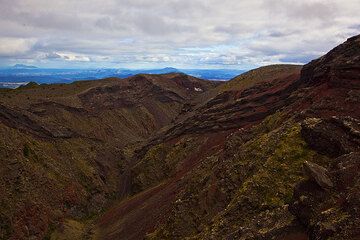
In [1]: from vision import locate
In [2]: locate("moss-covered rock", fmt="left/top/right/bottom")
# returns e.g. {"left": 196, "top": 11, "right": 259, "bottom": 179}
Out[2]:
{"left": 147, "top": 115, "right": 327, "bottom": 239}
{"left": 132, "top": 137, "right": 201, "bottom": 192}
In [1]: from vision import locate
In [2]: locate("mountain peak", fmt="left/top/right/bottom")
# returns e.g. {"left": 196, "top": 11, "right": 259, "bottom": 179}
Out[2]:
{"left": 162, "top": 67, "right": 179, "bottom": 71}
{"left": 300, "top": 33, "right": 360, "bottom": 87}
{"left": 11, "top": 64, "right": 38, "bottom": 69}
{"left": 347, "top": 33, "right": 360, "bottom": 42}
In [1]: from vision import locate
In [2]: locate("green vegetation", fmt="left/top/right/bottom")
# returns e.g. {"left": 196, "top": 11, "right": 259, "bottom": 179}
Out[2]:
{"left": 219, "top": 65, "right": 301, "bottom": 92}
{"left": 50, "top": 219, "right": 85, "bottom": 240}
{"left": 133, "top": 137, "right": 201, "bottom": 191}
{"left": 23, "top": 143, "right": 31, "bottom": 158}
{"left": 148, "top": 111, "right": 329, "bottom": 239}
{"left": 230, "top": 124, "right": 313, "bottom": 211}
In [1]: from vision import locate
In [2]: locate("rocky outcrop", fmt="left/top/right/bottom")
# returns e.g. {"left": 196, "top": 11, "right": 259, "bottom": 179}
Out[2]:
{"left": 293, "top": 101, "right": 360, "bottom": 239}
{"left": 290, "top": 152, "right": 360, "bottom": 240}
{"left": 301, "top": 117, "right": 360, "bottom": 157}
{"left": 300, "top": 34, "right": 360, "bottom": 89}
{"left": 288, "top": 35, "right": 360, "bottom": 240}
{"left": 303, "top": 161, "right": 333, "bottom": 189}
{"left": 0, "top": 104, "right": 76, "bottom": 139}
{"left": 294, "top": 35, "right": 360, "bottom": 122}
{"left": 158, "top": 65, "right": 302, "bottom": 140}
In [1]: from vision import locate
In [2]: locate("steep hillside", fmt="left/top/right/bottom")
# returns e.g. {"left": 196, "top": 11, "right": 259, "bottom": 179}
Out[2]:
{"left": 0, "top": 73, "right": 219, "bottom": 240}
{"left": 2, "top": 35, "right": 360, "bottom": 240}
{"left": 96, "top": 35, "right": 360, "bottom": 240}
{"left": 95, "top": 64, "right": 306, "bottom": 240}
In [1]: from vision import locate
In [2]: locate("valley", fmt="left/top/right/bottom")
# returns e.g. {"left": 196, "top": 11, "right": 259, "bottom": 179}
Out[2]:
{"left": 1, "top": 35, "right": 360, "bottom": 240}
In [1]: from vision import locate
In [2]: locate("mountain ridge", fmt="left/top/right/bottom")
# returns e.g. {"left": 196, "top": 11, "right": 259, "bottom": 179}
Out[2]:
{"left": 1, "top": 35, "right": 360, "bottom": 240}
{"left": 10, "top": 64, "right": 38, "bottom": 69}
{"left": 0, "top": 67, "right": 245, "bottom": 86}
{"left": 95, "top": 35, "right": 360, "bottom": 240}
{"left": 0, "top": 72, "right": 219, "bottom": 240}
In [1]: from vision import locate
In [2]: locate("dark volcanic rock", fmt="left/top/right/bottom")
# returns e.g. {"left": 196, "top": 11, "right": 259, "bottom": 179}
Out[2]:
{"left": 301, "top": 117, "right": 360, "bottom": 157}
{"left": 300, "top": 34, "right": 360, "bottom": 89}
{"left": 292, "top": 35, "right": 360, "bottom": 122}
{"left": 294, "top": 107, "right": 360, "bottom": 238}
{"left": 0, "top": 104, "right": 76, "bottom": 139}
{"left": 295, "top": 36, "right": 360, "bottom": 237}
{"left": 163, "top": 65, "right": 302, "bottom": 139}
{"left": 291, "top": 152, "right": 360, "bottom": 240}
{"left": 303, "top": 161, "right": 333, "bottom": 189}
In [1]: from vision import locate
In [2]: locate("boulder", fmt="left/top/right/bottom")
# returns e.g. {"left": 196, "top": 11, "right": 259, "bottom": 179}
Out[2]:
{"left": 303, "top": 161, "right": 333, "bottom": 189}
{"left": 290, "top": 153, "right": 360, "bottom": 240}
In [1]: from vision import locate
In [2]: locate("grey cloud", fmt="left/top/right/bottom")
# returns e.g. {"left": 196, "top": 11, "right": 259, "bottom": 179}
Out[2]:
{"left": 279, "top": 54, "right": 321, "bottom": 64}
{"left": 263, "top": 0, "right": 337, "bottom": 22}
{"left": 0, "top": 0, "right": 359, "bottom": 68}
{"left": 132, "top": 14, "right": 195, "bottom": 36}
{"left": 265, "top": 30, "right": 299, "bottom": 38}
{"left": 95, "top": 17, "right": 114, "bottom": 30}
{"left": 349, "top": 24, "right": 360, "bottom": 31}
{"left": 45, "top": 52, "right": 62, "bottom": 59}
{"left": 214, "top": 23, "right": 255, "bottom": 35}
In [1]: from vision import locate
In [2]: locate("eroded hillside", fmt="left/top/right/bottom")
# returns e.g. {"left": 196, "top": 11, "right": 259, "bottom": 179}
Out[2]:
{"left": 96, "top": 35, "right": 360, "bottom": 240}
{"left": 0, "top": 73, "right": 219, "bottom": 240}
{"left": 1, "top": 35, "right": 360, "bottom": 240}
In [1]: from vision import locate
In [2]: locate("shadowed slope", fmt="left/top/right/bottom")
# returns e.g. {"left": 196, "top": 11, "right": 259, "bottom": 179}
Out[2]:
{"left": 0, "top": 73, "right": 218, "bottom": 240}
{"left": 95, "top": 64, "right": 304, "bottom": 240}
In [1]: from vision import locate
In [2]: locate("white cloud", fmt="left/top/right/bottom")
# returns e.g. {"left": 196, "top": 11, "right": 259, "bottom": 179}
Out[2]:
{"left": 56, "top": 52, "right": 91, "bottom": 62}
{"left": 0, "top": 38, "right": 36, "bottom": 57}
{"left": 0, "top": 0, "right": 359, "bottom": 68}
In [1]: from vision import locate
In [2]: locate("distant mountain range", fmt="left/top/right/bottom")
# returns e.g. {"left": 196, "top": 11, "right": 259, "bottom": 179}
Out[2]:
{"left": 0, "top": 66, "right": 245, "bottom": 88}
{"left": 10, "top": 64, "right": 38, "bottom": 69}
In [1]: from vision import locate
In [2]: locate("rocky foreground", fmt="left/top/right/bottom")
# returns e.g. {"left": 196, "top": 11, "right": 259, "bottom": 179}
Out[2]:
{"left": 1, "top": 35, "right": 360, "bottom": 240}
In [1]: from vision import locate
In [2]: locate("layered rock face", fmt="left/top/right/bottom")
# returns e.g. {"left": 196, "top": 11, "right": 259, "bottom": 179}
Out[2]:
{"left": 288, "top": 36, "right": 360, "bottom": 239}
{"left": 301, "top": 35, "right": 360, "bottom": 89}
{"left": 295, "top": 35, "right": 360, "bottom": 119}
{"left": 291, "top": 117, "right": 360, "bottom": 240}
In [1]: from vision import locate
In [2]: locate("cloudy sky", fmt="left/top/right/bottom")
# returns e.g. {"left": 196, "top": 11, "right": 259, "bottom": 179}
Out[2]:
{"left": 0, "top": 0, "right": 359, "bottom": 69}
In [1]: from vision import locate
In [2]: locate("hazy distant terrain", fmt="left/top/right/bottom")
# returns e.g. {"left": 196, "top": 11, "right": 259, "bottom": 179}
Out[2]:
{"left": 0, "top": 65, "right": 244, "bottom": 88}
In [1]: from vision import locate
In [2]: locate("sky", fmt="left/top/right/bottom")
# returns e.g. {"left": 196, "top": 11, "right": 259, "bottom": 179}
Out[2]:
{"left": 0, "top": 0, "right": 359, "bottom": 69}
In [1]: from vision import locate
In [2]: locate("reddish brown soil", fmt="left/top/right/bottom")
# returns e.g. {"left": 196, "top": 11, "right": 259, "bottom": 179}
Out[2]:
{"left": 97, "top": 131, "right": 228, "bottom": 240}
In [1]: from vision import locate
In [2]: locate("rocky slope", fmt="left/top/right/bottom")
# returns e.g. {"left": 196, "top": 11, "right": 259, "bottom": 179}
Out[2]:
{"left": 1, "top": 34, "right": 360, "bottom": 240}
{"left": 95, "top": 35, "right": 360, "bottom": 240}
{"left": 0, "top": 73, "right": 219, "bottom": 240}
